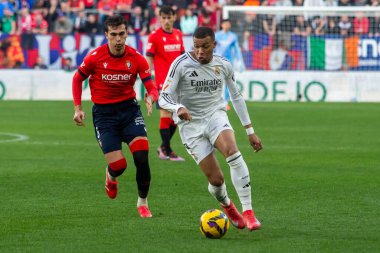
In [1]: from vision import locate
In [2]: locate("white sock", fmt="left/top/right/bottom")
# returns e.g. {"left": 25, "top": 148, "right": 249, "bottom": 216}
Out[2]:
{"left": 137, "top": 197, "right": 148, "bottom": 207}
{"left": 208, "top": 182, "right": 231, "bottom": 207}
{"left": 227, "top": 151, "right": 252, "bottom": 212}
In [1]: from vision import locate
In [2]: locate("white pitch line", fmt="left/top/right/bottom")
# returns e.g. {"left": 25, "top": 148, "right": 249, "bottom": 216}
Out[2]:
{"left": 0, "top": 132, "right": 29, "bottom": 143}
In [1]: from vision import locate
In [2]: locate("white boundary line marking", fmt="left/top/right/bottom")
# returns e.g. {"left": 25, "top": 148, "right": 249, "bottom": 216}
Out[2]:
{"left": 0, "top": 132, "right": 29, "bottom": 143}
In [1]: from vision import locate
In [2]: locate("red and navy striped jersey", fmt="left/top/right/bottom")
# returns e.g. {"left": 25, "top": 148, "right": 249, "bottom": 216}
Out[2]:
{"left": 77, "top": 44, "right": 158, "bottom": 104}
{"left": 146, "top": 28, "right": 185, "bottom": 90}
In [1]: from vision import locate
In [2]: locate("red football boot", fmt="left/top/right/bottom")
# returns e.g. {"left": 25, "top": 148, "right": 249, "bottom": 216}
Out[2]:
{"left": 221, "top": 200, "right": 245, "bottom": 229}
{"left": 105, "top": 168, "right": 118, "bottom": 199}
{"left": 137, "top": 205, "right": 152, "bottom": 218}
{"left": 243, "top": 210, "right": 261, "bottom": 231}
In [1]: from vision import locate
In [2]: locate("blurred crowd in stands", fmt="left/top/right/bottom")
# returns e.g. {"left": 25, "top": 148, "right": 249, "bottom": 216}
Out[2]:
{"left": 0, "top": 0, "right": 380, "bottom": 69}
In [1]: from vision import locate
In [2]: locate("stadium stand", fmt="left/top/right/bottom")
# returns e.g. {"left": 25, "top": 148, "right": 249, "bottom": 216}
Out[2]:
{"left": 0, "top": 0, "right": 380, "bottom": 69}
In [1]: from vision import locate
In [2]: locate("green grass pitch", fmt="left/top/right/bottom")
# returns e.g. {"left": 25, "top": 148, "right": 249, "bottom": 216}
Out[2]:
{"left": 0, "top": 101, "right": 379, "bottom": 253}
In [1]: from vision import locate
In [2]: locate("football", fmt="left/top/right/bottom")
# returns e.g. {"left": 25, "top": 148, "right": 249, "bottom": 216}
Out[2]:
{"left": 199, "top": 209, "right": 230, "bottom": 239}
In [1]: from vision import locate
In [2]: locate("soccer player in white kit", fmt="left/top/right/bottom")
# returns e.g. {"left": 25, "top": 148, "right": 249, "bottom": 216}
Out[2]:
{"left": 158, "top": 27, "right": 263, "bottom": 231}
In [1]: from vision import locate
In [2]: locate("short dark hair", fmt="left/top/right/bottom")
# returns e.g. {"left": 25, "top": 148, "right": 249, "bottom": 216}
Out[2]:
{"left": 159, "top": 5, "right": 175, "bottom": 16}
{"left": 104, "top": 15, "right": 128, "bottom": 32}
{"left": 193, "top": 27, "right": 215, "bottom": 41}
{"left": 221, "top": 19, "right": 231, "bottom": 24}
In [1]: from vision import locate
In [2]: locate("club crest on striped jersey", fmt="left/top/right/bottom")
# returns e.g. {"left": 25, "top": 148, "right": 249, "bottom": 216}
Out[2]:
{"left": 214, "top": 66, "right": 221, "bottom": 76}
{"left": 126, "top": 60, "right": 132, "bottom": 69}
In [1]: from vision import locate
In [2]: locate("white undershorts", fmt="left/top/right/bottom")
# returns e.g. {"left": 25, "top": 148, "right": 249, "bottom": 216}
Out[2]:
{"left": 178, "top": 109, "right": 233, "bottom": 164}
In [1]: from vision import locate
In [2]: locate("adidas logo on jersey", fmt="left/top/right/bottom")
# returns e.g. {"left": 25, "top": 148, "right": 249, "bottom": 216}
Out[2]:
{"left": 189, "top": 70, "right": 198, "bottom": 77}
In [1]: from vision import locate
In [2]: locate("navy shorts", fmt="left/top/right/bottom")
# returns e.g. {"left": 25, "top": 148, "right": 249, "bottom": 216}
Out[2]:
{"left": 92, "top": 99, "right": 147, "bottom": 154}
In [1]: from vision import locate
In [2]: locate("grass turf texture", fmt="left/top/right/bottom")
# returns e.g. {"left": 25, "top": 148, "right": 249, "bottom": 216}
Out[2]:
{"left": 0, "top": 101, "right": 379, "bottom": 253}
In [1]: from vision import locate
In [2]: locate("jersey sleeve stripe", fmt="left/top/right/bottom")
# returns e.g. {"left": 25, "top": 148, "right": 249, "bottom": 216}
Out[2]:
{"left": 169, "top": 54, "right": 187, "bottom": 78}
{"left": 141, "top": 76, "right": 152, "bottom": 83}
{"left": 161, "top": 93, "right": 176, "bottom": 105}
{"left": 78, "top": 69, "right": 89, "bottom": 78}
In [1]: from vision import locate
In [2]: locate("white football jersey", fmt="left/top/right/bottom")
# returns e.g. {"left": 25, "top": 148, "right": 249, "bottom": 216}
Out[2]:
{"left": 159, "top": 52, "right": 247, "bottom": 123}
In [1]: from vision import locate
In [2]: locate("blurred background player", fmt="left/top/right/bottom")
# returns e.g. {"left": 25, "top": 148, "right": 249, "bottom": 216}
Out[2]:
{"left": 146, "top": 6, "right": 185, "bottom": 162}
{"left": 215, "top": 19, "right": 245, "bottom": 110}
{"left": 159, "top": 27, "right": 263, "bottom": 231}
{"left": 72, "top": 15, "right": 158, "bottom": 218}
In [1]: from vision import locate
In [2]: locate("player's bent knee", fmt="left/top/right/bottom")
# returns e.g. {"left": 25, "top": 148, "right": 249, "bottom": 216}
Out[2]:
{"left": 129, "top": 138, "right": 149, "bottom": 152}
{"left": 225, "top": 148, "right": 240, "bottom": 158}
{"left": 226, "top": 151, "right": 242, "bottom": 163}
{"left": 108, "top": 158, "right": 127, "bottom": 177}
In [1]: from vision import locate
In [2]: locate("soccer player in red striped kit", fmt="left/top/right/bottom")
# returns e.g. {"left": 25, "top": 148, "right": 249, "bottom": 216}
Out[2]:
{"left": 72, "top": 15, "right": 158, "bottom": 218}
{"left": 146, "top": 6, "right": 186, "bottom": 161}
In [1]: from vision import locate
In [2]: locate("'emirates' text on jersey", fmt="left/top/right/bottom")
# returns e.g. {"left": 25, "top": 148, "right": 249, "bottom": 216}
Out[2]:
{"left": 159, "top": 52, "right": 241, "bottom": 120}
{"left": 146, "top": 28, "right": 185, "bottom": 90}
{"left": 79, "top": 44, "right": 153, "bottom": 104}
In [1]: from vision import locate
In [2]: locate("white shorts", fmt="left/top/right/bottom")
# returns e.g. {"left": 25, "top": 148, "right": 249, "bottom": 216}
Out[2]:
{"left": 178, "top": 110, "right": 233, "bottom": 164}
